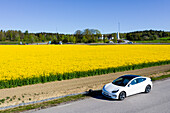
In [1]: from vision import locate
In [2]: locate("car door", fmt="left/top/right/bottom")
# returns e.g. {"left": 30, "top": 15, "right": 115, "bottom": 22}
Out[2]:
{"left": 136, "top": 78, "right": 147, "bottom": 93}
{"left": 127, "top": 78, "right": 139, "bottom": 96}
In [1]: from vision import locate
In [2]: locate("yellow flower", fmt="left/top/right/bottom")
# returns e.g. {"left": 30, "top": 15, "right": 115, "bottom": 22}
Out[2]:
{"left": 0, "top": 45, "right": 169, "bottom": 81}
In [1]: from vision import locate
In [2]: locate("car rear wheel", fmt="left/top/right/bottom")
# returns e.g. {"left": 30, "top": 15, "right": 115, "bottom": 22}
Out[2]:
{"left": 145, "top": 85, "right": 151, "bottom": 93}
{"left": 119, "top": 91, "right": 126, "bottom": 100}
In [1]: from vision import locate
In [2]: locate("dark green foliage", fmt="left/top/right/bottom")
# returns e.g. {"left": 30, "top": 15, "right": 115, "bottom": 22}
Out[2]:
{"left": 51, "top": 38, "right": 58, "bottom": 44}
{"left": 126, "top": 30, "right": 170, "bottom": 41}
{"left": 0, "top": 99, "right": 5, "bottom": 103}
{"left": 6, "top": 97, "right": 10, "bottom": 100}
{"left": 0, "top": 60, "right": 169, "bottom": 89}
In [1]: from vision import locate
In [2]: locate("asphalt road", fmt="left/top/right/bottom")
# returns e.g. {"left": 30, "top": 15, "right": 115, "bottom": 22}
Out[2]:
{"left": 32, "top": 78, "right": 170, "bottom": 113}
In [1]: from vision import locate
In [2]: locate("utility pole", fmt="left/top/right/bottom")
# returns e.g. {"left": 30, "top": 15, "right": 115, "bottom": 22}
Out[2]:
{"left": 117, "top": 22, "right": 120, "bottom": 40}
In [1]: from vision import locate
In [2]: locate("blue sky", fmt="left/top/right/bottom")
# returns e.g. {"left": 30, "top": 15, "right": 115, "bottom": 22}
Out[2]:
{"left": 0, "top": 0, "right": 170, "bottom": 34}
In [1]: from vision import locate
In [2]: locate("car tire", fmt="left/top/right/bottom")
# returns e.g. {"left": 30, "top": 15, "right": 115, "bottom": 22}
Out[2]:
{"left": 145, "top": 85, "right": 151, "bottom": 93}
{"left": 119, "top": 91, "right": 126, "bottom": 100}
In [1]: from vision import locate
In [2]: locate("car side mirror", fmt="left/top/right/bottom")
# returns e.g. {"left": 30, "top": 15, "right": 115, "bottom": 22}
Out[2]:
{"left": 128, "top": 84, "right": 131, "bottom": 87}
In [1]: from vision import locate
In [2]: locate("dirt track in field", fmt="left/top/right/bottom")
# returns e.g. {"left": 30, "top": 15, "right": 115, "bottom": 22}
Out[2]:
{"left": 0, "top": 64, "right": 170, "bottom": 107}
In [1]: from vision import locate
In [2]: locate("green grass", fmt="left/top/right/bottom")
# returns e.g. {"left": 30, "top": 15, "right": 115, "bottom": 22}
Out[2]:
{"left": 133, "top": 37, "right": 170, "bottom": 43}
{"left": 0, "top": 41, "right": 19, "bottom": 44}
{"left": 0, "top": 94, "right": 88, "bottom": 113}
{"left": 159, "top": 37, "right": 170, "bottom": 40}
{"left": 151, "top": 74, "right": 170, "bottom": 81}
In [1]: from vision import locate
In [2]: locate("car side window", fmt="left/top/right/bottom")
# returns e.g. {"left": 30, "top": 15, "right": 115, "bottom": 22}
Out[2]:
{"left": 123, "top": 79, "right": 129, "bottom": 86}
{"left": 136, "top": 78, "right": 146, "bottom": 83}
{"left": 130, "top": 79, "right": 137, "bottom": 85}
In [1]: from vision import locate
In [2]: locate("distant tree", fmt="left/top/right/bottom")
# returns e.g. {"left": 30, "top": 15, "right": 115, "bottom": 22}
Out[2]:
{"left": 75, "top": 30, "right": 82, "bottom": 38}
{"left": 103, "top": 36, "right": 106, "bottom": 43}
{"left": 15, "top": 36, "right": 20, "bottom": 42}
{"left": 41, "top": 34, "right": 46, "bottom": 42}
{"left": 143, "top": 36, "right": 149, "bottom": 40}
{"left": 61, "top": 35, "right": 65, "bottom": 41}
{"left": 19, "top": 30, "right": 24, "bottom": 40}
{"left": 75, "top": 30, "right": 82, "bottom": 43}
{"left": 9, "top": 31, "right": 13, "bottom": 41}
{"left": 51, "top": 37, "right": 58, "bottom": 44}
{"left": 95, "top": 29, "right": 101, "bottom": 35}
{"left": 83, "top": 29, "right": 92, "bottom": 35}
{"left": 34, "top": 36, "right": 39, "bottom": 42}
{"left": 14, "top": 31, "right": 20, "bottom": 41}
{"left": 153, "top": 35, "right": 159, "bottom": 40}
{"left": 69, "top": 35, "right": 74, "bottom": 43}
{"left": 46, "top": 35, "right": 52, "bottom": 41}
{"left": 62, "top": 35, "right": 68, "bottom": 43}
{"left": 75, "top": 30, "right": 82, "bottom": 35}
{"left": 28, "top": 34, "right": 35, "bottom": 43}
{"left": 24, "top": 35, "right": 28, "bottom": 43}
{"left": 113, "top": 34, "right": 117, "bottom": 43}
{"left": 0, "top": 31, "right": 5, "bottom": 41}
{"left": 24, "top": 30, "right": 29, "bottom": 36}
{"left": 83, "top": 29, "right": 91, "bottom": 41}
{"left": 81, "top": 36, "right": 87, "bottom": 43}
{"left": 104, "top": 36, "right": 109, "bottom": 43}
{"left": 39, "top": 34, "right": 42, "bottom": 42}
{"left": 73, "top": 36, "right": 76, "bottom": 43}
{"left": 91, "top": 34, "right": 95, "bottom": 43}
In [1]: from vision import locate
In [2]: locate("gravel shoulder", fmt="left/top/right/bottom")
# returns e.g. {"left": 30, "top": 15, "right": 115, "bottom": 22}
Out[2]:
{"left": 0, "top": 64, "right": 170, "bottom": 107}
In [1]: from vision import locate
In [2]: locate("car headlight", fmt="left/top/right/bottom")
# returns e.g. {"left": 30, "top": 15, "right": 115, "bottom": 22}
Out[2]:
{"left": 112, "top": 90, "right": 119, "bottom": 93}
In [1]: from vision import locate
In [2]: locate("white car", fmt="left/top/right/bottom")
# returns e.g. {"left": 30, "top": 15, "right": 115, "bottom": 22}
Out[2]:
{"left": 102, "top": 75, "right": 152, "bottom": 100}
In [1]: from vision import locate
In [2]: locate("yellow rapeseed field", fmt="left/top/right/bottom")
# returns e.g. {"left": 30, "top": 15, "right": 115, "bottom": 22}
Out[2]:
{"left": 0, "top": 45, "right": 170, "bottom": 81}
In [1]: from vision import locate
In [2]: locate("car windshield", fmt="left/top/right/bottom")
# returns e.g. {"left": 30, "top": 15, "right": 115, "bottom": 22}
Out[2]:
{"left": 112, "top": 77, "right": 131, "bottom": 86}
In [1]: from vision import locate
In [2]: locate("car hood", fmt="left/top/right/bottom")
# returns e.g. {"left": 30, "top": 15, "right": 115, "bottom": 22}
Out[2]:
{"left": 104, "top": 83, "right": 123, "bottom": 93}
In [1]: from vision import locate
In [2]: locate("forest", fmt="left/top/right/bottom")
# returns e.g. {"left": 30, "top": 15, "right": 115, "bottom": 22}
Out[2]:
{"left": 126, "top": 30, "right": 170, "bottom": 41}
{"left": 0, "top": 29, "right": 169, "bottom": 44}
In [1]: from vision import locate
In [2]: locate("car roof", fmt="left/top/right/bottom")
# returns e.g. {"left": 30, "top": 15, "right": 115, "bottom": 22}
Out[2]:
{"left": 120, "top": 75, "right": 141, "bottom": 79}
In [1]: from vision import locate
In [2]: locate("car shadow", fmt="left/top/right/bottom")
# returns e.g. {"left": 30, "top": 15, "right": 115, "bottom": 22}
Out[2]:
{"left": 86, "top": 89, "right": 149, "bottom": 101}
{"left": 86, "top": 90, "right": 119, "bottom": 101}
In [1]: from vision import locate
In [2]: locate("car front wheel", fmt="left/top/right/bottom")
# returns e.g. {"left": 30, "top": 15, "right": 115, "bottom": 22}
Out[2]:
{"left": 119, "top": 91, "right": 126, "bottom": 100}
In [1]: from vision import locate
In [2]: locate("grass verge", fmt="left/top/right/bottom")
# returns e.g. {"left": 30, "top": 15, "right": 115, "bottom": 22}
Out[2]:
{"left": 151, "top": 74, "right": 170, "bottom": 81}
{"left": 0, "top": 94, "right": 88, "bottom": 113}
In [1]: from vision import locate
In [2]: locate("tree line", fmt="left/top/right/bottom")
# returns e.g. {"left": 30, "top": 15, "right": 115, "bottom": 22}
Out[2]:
{"left": 0, "top": 30, "right": 77, "bottom": 44}
{"left": 0, "top": 29, "right": 118, "bottom": 44}
{"left": 126, "top": 30, "right": 170, "bottom": 41}
{"left": 0, "top": 29, "right": 170, "bottom": 43}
